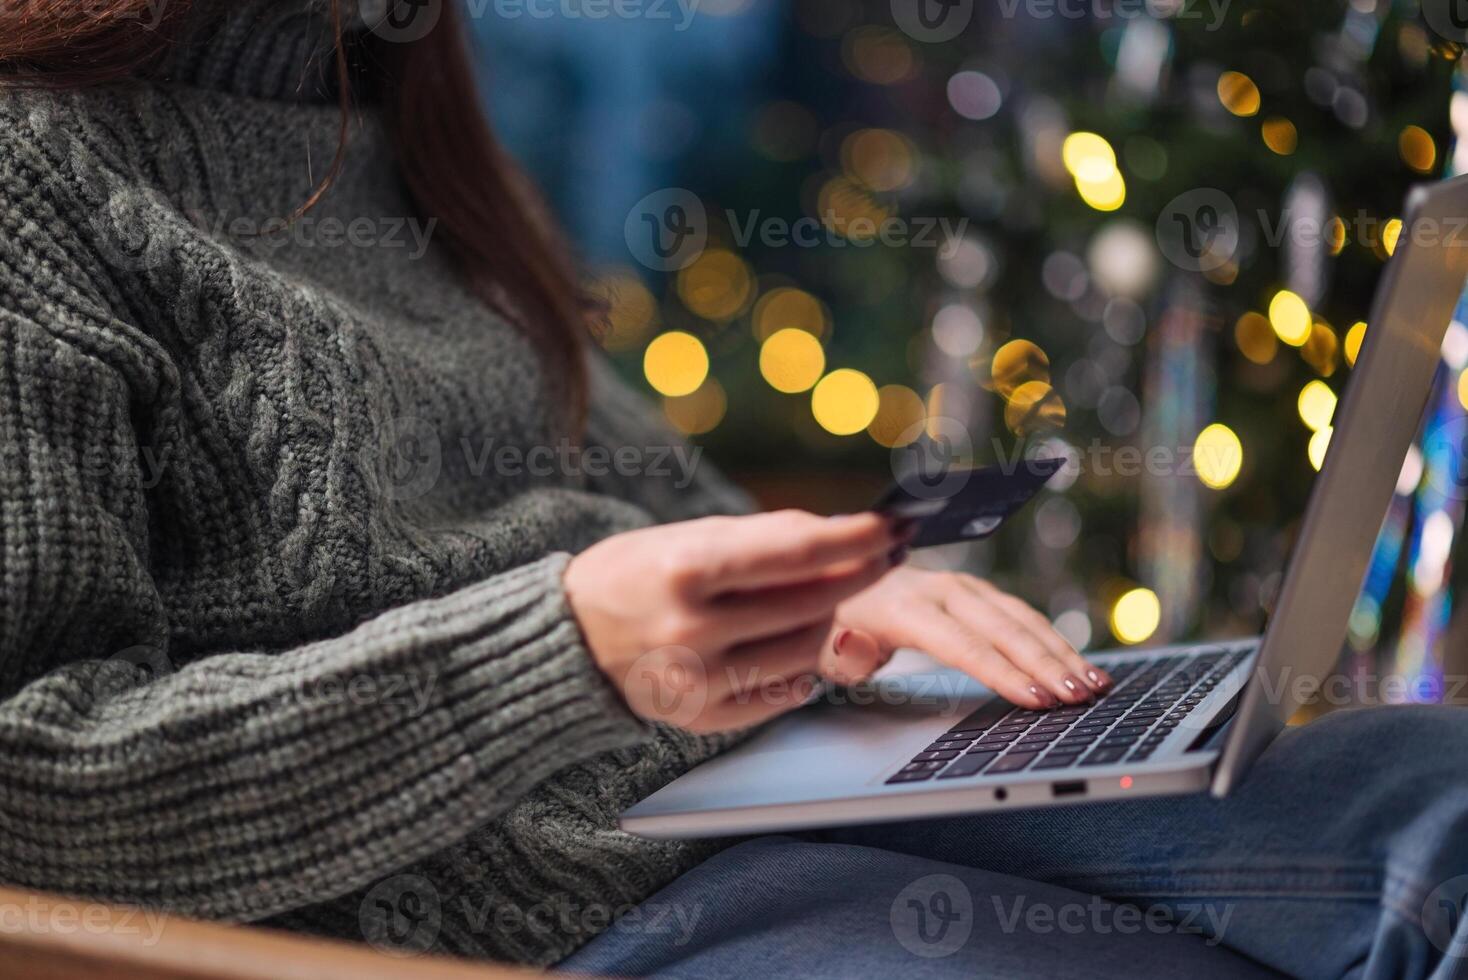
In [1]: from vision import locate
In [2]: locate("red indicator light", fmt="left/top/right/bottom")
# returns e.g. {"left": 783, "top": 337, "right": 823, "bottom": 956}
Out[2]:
{"left": 1119, "top": 776, "right": 1134, "bottom": 789}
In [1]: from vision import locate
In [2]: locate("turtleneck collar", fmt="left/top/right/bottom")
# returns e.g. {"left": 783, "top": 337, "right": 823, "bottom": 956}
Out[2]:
{"left": 153, "top": 0, "right": 371, "bottom": 104}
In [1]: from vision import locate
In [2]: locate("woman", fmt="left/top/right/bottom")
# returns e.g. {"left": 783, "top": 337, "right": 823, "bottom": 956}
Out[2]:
{"left": 0, "top": 2, "right": 1462, "bottom": 977}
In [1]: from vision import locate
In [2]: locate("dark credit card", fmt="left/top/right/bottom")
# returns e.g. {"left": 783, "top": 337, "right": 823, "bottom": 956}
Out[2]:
{"left": 874, "top": 456, "right": 1065, "bottom": 549}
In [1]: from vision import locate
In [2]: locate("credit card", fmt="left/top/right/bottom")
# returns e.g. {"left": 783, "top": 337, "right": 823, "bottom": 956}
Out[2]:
{"left": 874, "top": 456, "right": 1065, "bottom": 549}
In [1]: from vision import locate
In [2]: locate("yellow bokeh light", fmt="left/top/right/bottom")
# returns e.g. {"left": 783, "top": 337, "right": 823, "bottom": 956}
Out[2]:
{"left": 1400, "top": 125, "right": 1437, "bottom": 174}
{"left": 1327, "top": 217, "right": 1347, "bottom": 256}
{"left": 1234, "top": 312, "right": 1278, "bottom": 365}
{"left": 841, "top": 128, "right": 915, "bottom": 193}
{"left": 1217, "top": 71, "right": 1261, "bottom": 117}
{"left": 663, "top": 379, "right": 727, "bottom": 436}
{"left": 811, "top": 368, "right": 880, "bottom": 436}
{"left": 759, "top": 328, "right": 826, "bottom": 394}
{"left": 1309, "top": 426, "right": 1334, "bottom": 471}
{"left": 1111, "top": 587, "right": 1161, "bottom": 645}
{"left": 752, "top": 287, "right": 829, "bottom": 342}
{"left": 1261, "top": 117, "right": 1298, "bottom": 155}
{"left": 643, "top": 331, "right": 709, "bottom": 397}
{"left": 1459, "top": 370, "right": 1468, "bottom": 411}
{"left": 676, "top": 249, "right": 754, "bottom": 322}
{"left": 841, "top": 27, "right": 916, "bottom": 86}
{"left": 868, "top": 384, "right": 927, "bottom": 447}
{"left": 1302, "top": 321, "right": 1340, "bottom": 378}
{"left": 1062, "top": 132, "right": 1118, "bottom": 183}
{"left": 1345, "top": 322, "right": 1368, "bottom": 366}
{"left": 1004, "top": 381, "right": 1067, "bottom": 434}
{"left": 1383, "top": 218, "right": 1404, "bottom": 256}
{"left": 1076, "top": 169, "right": 1127, "bottom": 212}
{"left": 1297, "top": 380, "right": 1338, "bottom": 432}
{"left": 1194, "top": 424, "right": 1244, "bottom": 491}
{"left": 816, "top": 175, "right": 893, "bottom": 240}
{"left": 1268, "top": 290, "right": 1312, "bottom": 347}
{"left": 989, "top": 339, "right": 1051, "bottom": 397}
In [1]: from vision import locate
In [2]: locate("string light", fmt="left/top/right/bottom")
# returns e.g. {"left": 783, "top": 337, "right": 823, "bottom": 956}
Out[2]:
{"left": 1194, "top": 424, "right": 1244, "bottom": 490}
{"left": 1217, "top": 71, "right": 1261, "bottom": 116}
{"left": 1399, "top": 125, "right": 1438, "bottom": 173}
{"left": 1268, "top": 290, "right": 1313, "bottom": 346}
{"left": 1234, "top": 312, "right": 1279, "bottom": 364}
{"left": 1111, "top": 588, "right": 1161, "bottom": 644}
{"left": 1298, "top": 380, "right": 1338, "bottom": 432}
{"left": 643, "top": 332, "right": 709, "bottom": 397}
{"left": 1382, "top": 218, "right": 1404, "bottom": 256}
{"left": 663, "top": 380, "right": 727, "bottom": 435}
{"left": 1309, "top": 426, "right": 1334, "bottom": 471}
{"left": 1261, "top": 117, "right": 1298, "bottom": 155}
{"left": 1345, "top": 322, "right": 1368, "bottom": 365}
{"left": 811, "top": 369, "right": 879, "bottom": 435}
{"left": 759, "top": 328, "right": 826, "bottom": 394}
{"left": 868, "top": 385, "right": 926, "bottom": 447}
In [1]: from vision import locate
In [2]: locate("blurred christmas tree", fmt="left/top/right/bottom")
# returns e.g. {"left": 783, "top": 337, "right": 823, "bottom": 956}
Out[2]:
{"left": 591, "top": 0, "right": 1464, "bottom": 687}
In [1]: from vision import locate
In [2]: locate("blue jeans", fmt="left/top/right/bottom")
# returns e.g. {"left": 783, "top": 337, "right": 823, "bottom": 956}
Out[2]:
{"left": 561, "top": 706, "right": 1468, "bottom": 979}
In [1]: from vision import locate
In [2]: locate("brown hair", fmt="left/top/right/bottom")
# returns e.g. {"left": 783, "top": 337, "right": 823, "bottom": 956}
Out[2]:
{"left": 0, "top": 0, "right": 593, "bottom": 425}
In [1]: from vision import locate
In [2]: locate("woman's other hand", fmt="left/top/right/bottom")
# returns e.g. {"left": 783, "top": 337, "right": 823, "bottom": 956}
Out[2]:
{"left": 564, "top": 511, "right": 902, "bottom": 733}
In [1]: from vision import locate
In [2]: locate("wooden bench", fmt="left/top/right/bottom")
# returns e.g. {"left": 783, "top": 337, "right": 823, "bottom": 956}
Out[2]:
{"left": 0, "top": 886, "right": 558, "bottom": 980}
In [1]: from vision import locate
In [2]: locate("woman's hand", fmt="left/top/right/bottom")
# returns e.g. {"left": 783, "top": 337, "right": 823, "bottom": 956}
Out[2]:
{"left": 824, "top": 566, "right": 1113, "bottom": 710}
{"left": 564, "top": 510, "right": 904, "bottom": 733}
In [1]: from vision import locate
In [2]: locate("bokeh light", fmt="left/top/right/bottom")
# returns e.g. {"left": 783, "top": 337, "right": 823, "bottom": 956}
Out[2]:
{"left": 811, "top": 368, "right": 880, "bottom": 435}
{"left": 990, "top": 339, "right": 1051, "bottom": 396}
{"left": 1345, "top": 321, "right": 1368, "bottom": 365}
{"left": 1309, "top": 426, "right": 1334, "bottom": 471}
{"left": 676, "top": 249, "right": 755, "bottom": 321}
{"left": 1399, "top": 125, "right": 1437, "bottom": 174}
{"left": 663, "top": 379, "right": 726, "bottom": 435}
{"left": 1383, "top": 218, "right": 1404, "bottom": 256}
{"left": 1062, "top": 132, "right": 1117, "bottom": 183}
{"left": 1261, "top": 117, "right": 1298, "bottom": 155}
{"left": 1194, "top": 424, "right": 1244, "bottom": 490}
{"left": 1459, "top": 370, "right": 1468, "bottom": 411}
{"left": 1111, "top": 587, "right": 1161, "bottom": 645}
{"left": 586, "top": 270, "right": 658, "bottom": 352}
{"left": 841, "top": 128, "right": 915, "bottom": 192}
{"left": 1004, "top": 381, "right": 1067, "bottom": 434}
{"left": 868, "top": 384, "right": 926, "bottom": 447}
{"left": 1297, "top": 380, "right": 1337, "bottom": 432}
{"left": 1217, "top": 71, "right": 1261, "bottom": 116}
{"left": 1268, "top": 290, "right": 1312, "bottom": 346}
{"left": 643, "top": 331, "right": 709, "bottom": 397}
{"left": 759, "top": 328, "right": 826, "bottom": 393}
{"left": 1234, "top": 311, "right": 1278, "bottom": 364}
{"left": 752, "top": 286, "right": 829, "bottom": 341}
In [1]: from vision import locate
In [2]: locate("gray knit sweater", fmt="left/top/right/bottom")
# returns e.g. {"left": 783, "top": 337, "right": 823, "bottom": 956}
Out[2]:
{"left": 0, "top": 1, "right": 750, "bottom": 966}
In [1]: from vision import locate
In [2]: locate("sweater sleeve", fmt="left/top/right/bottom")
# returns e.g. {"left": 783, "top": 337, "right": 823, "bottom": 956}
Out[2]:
{"left": 0, "top": 312, "right": 649, "bottom": 921}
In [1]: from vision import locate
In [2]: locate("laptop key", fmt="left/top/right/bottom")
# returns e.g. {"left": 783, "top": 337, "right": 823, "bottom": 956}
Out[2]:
{"left": 913, "top": 749, "right": 961, "bottom": 762}
{"left": 901, "top": 760, "right": 946, "bottom": 773}
{"left": 1033, "top": 753, "right": 1081, "bottom": 770}
{"left": 1080, "top": 746, "right": 1128, "bottom": 765}
{"left": 988, "top": 752, "right": 1039, "bottom": 773}
{"left": 886, "top": 770, "right": 937, "bottom": 784}
{"left": 937, "top": 751, "right": 1001, "bottom": 779}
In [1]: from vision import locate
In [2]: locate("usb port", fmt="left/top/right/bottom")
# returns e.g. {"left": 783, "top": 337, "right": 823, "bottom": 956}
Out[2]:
{"left": 1052, "top": 780, "right": 1087, "bottom": 798}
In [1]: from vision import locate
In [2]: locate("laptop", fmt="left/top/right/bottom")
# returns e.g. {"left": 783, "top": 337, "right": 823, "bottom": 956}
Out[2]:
{"left": 621, "top": 175, "right": 1468, "bottom": 838}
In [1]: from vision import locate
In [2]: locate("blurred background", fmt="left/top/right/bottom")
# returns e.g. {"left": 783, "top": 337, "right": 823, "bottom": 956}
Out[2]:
{"left": 468, "top": 0, "right": 1468, "bottom": 705}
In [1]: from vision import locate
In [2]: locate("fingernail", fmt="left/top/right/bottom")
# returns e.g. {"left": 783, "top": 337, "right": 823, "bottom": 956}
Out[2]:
{"left": 1029, "top": 684, "right": 1058, "bottom": 708}
{"left": 1086, "top": 668, "right": 1111, "bottom": 690}
{"left": 833, "top": 628, "right": 851, "bottom": 656}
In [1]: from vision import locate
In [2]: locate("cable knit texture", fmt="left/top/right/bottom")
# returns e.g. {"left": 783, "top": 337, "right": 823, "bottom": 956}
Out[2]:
{"left": 0, "top": 0, "right": 751, "bottom": 966}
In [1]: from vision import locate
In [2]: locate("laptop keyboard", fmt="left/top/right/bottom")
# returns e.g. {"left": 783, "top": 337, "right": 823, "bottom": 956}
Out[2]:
{"left": 886, "top": 646, "right": 1253, "bottom": 785}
